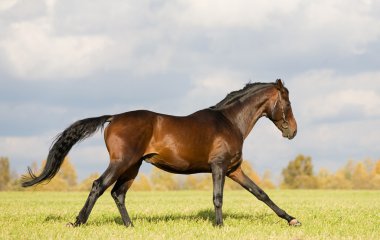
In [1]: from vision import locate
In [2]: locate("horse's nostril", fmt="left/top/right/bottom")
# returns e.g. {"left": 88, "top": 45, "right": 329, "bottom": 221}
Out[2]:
{"left": 293, "top": 129, "right": 297, "bottom": 137}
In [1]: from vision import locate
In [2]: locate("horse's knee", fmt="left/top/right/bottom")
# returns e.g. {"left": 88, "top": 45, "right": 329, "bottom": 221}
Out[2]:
{"left": 213, "top": 194, "right": 223, "bottom": 208}
{"left": 90, "top": 180, "right": 100, "bottom": 192}
{"left": 111, "top": 189, "right": 118, "bottom": 200}
{"left": 111, "top": 189, "right": 124, "bottom": 201}
{"left": 90, "top": 179, "right": 106, "bottom": 197}
{"left": 255, "top": 189, "right": 269, "bottom": 202}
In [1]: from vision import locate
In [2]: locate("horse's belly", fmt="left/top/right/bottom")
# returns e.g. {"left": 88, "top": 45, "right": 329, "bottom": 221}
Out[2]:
{"left": 143, "top": 153, "right": 211, "bottom": 174}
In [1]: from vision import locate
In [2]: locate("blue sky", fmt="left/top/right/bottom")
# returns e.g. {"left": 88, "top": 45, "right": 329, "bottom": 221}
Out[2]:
{"left": 1, "top": 0, "right": 379, "bottom": 180}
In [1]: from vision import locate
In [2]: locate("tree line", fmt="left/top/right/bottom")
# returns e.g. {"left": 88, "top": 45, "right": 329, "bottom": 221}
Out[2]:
{"left": 1, "top": 155, "right": 380, "bottom": 191}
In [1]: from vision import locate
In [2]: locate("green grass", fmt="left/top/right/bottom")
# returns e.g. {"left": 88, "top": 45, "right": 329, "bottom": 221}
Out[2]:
{"left": 0, "top": 190, "right": 379, "bottom": 240}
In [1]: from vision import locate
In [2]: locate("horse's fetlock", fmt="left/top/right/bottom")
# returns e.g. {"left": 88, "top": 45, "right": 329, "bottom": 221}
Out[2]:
{"left": 213, "top": 194, "right": 223, "bottom": 208}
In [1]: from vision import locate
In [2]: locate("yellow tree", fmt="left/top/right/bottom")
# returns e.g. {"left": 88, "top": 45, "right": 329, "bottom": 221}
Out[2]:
{"left": 281, "top": 154, "right": 317, "bottom": 189}
{"left": 330, "top": 169, "right": 353, "bottom": 189}
{"left": 195, "top": 174, "right": 213, "bottom": 190}
{"left": 183, "top": 175, "right": 199, "bottom": 190}
{"left": 131, "top": 173, "right": 152, "bottom": 191}
{"left": 0, "top": 157, "right": 11, "bottom": 191}
{"left": 150, "top": 167, "right": 179, "bottom": 191}
{"left": 32, "top": 157, "right": 77, "bottom": 191}
{"left": 241, "top": 160, "right": 261, "bottom": 184}
{"left": 317, "top": 168, "right": 337, "bottom": 189}
{"left": 261, "top": 170, "right": 276, "bottom": 189}
{"left": 76, "top": 173, "right": 100, "bottom": 191}
{"left": 225, "top": 160, "right": 261, "bottom": 190}
{"left": 373, "top": 160, "right": 380, "bottom": 175}
{"left": 371, "top": 160, "right": 380, "bottom": 189}
{"left": 352, "top": 162, "right": 371, "bottom": 189}
{"left": 58, "top": 157, "right": 78, "bottom": 187}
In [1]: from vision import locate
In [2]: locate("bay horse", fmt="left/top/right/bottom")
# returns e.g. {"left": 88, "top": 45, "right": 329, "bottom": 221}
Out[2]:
{"left": 22, "top": 79, "right": 301, "bottom": 227}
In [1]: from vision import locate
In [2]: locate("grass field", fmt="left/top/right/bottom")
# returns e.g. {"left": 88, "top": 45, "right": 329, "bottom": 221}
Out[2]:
{"left": 0, "top": 190, "right": 379, "bottom": 240}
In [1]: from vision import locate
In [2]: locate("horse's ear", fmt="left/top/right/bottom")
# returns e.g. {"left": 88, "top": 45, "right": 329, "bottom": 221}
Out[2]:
{"left": 275, "top": 79, "right": 284, "bottom": 89}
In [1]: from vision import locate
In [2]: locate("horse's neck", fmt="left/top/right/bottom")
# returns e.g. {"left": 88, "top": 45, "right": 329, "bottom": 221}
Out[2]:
{"left": 221, "top": 92, "right": 271, "bottom": 139}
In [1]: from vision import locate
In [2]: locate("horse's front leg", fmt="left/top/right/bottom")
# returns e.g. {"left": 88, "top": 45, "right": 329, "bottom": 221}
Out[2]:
{"left": 211, "top": 162, "right": 226, "bottom": 226}
{"left": 228, "top": 166, "right": 301, "bottom": 226}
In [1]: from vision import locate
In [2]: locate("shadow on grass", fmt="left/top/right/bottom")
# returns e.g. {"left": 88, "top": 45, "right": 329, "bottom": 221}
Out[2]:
{"left": 44, "top": 215, "right": 66, "bottom": 222}
{"left": 103, "top": 209, "right": 270, "bottom": 226}
{"left": 44, "top": 209, "right": 272, "bottom": 227}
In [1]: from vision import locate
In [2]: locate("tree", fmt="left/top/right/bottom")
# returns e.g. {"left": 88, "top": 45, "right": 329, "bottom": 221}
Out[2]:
{"left": 31, "top": 157, "right": 78, "bottom": 191}
{"left": 58, "top": 157, "right": 78, "bottom": 187}
{"left": 76, "top": 173, "right": 100, "bottom": 191}
{"left": 373, "top": 160, "right": 380, "bottom": 175}
{"left": 131, "top": 173, "right": 152, "bottom": 191}
{"left": 352, "top": 162, "right": 371, "bottom": 189}
{"left": 371, "top": 160, "right": 380, "bottom": 189}
{"left": 316, "top": 168, "right": 350, "bottom": 189}
{"left": 330, "top": 170, "right": 353, "bottom": 189}
{"left": 261, "top": 170, "right": 276, "bottom": 189}
{"left": 150, "top": 167, "right": 179, "bottom": 191}
{"left": 225, "top": 160, "right": 262, "bottom": 190}
{"left": 0, "top": 157, "right": 11, "bottom": 191}
{"left": 196, "top": 174, "right": 213, "bottom": 190}
{"left": 281, "top": 154, "right": 317, "bottom": 189}
{"left": 241, "top": 160, "right": 261, "bottom": 183}
{"left": 183, "top": 175, "right": 199, "bottom": 190}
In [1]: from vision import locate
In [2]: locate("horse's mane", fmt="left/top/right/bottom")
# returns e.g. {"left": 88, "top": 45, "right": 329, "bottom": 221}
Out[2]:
{"left": 210, "top": 82, "right": 274, "bottom": 110}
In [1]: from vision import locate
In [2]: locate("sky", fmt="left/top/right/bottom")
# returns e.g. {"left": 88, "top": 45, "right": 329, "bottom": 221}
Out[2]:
{"left": 1, "top": 0, "right": 379, "bottom": 180}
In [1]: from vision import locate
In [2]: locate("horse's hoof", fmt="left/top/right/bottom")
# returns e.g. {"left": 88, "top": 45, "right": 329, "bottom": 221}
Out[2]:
{"left": 289, "top": 219, "right": 302, "bottom": 227}
{"left": 66, "top": 222, "right": 75, "bottom": 228}
{"left": 124, "top": 222, "right": 134, "bottom": 228}
{"left": 66, "top": 221, "right": 82, "bottom": 228}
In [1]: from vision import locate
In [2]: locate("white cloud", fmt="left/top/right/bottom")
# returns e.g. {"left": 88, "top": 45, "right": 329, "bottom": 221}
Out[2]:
{"left": 288, "top": 70, "right": 380, "bottom": 123}
{"left": 0, "top": 129, "right": 109, "bottom": 177}
{"left": 1, "top": 0, "right": 380, "bottom": 79}
{"left": 299, "top": 0, "right": 380, "bottom": 54}
{"left": 168, "top": 0, "right": 380, "bottom": 55}
{"left": 0, "top": 0, "right": 17, "bottom": 11}
{"left": 314, "top": 89, "right": 380, "bottom": 118}
{"left": 182, "top": 71, "right": 247, "bottom": 111}
{"left": 0, "top": 135, "right": 50, "bottom": 172}
{"left": 0, "top": 17, "right": 112, "bottom": 79}
{"left": 171, "top": 0, "right": 301, "bottom": 29}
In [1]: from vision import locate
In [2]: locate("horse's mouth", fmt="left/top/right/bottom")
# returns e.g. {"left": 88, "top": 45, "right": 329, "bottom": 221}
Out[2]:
{"left": 282, "top": 129, "right": 296, "bottom": 140}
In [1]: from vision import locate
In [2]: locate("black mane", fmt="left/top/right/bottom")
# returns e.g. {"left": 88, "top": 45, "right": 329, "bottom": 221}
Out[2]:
{"left": 210, "top": 82, "right": 273, "bottom": 110}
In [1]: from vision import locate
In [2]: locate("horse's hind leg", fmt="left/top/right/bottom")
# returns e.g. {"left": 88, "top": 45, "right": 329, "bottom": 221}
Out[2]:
{"left": 228, "top": 166, "right": 301, "bottom": 226}
{"left": 69, "top": 162, "right": 125, "bottom": 227}
{"left": 111, "top": 161, "right": 142, "bottom": 227}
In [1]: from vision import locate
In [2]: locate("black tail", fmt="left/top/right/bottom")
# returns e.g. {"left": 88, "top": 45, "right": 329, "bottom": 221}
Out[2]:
{"left": 21, "top": 115, "right": 113, "bottom": 188}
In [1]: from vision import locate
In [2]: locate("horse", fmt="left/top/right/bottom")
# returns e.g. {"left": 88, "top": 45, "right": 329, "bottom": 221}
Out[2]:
{"left": 22, "top": 79, "right": 301, "bottom": 227}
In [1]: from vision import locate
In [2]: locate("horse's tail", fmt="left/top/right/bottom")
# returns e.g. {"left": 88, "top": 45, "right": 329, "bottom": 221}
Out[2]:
{"left": 21, "top": 115, "right": 113, "bottom": 188}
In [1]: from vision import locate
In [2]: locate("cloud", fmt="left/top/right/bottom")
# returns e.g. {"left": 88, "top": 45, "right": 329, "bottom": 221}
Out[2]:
{"left": 170, "top": 0, "right": 301, "bottom": 29}
{"left": 0, "top": 132, "right": 110, "bottom": 178}
{"left": 2, "top": 1, "right": 380, "bottom": 80}
{"left": 311, "top": 89, "right": 380, "bottom": 120}
{"left": 169, "top": 0, "right": 380, "bottom": 55}
{"left": 0, "top": 0, "right": 17, "bottom": 11}
{"left": 0, "top": 17, "right": 112, "bottom": 79}
{"left": 288, "top": 70, "right": 380, "bottom": 124}
{"left": 182, "top": 71, "right": 247, "bottom": 111}
{"left": 298, "top": 0, "right": 380, "bottom": 54}
{"left": 0, "top": 135, "right": 50, "bottom": 174}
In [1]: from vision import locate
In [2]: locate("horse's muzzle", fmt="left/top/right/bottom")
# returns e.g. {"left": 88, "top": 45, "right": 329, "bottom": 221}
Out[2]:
{"left": 283, "top": 128, "right": 297, "bottom": 140}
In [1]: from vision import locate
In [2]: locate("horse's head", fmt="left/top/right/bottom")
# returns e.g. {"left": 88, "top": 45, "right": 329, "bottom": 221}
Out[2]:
{"left": 267, "top": 79, "right": 297, "bottom": 140}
